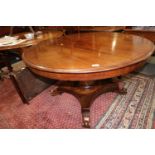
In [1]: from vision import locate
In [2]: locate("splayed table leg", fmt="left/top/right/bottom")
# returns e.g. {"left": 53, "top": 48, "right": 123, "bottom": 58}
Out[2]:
{"left": 51, "top": 79, "right": 127, "bottom": 128}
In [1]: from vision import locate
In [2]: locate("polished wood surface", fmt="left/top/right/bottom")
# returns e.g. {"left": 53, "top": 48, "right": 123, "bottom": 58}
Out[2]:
{"left": 22, "top": 32, "right": 155, "bottom": 81}
{"left": 0, "top": 30, "right": 63, "bottom": 51}
{"left": 22, "top": 32, "right": 155, "bottom": 128}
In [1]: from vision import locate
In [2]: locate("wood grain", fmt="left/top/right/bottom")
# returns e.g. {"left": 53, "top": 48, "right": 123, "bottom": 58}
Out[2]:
{"left": 22, "top": 32, "right": 155, "bottom": 81}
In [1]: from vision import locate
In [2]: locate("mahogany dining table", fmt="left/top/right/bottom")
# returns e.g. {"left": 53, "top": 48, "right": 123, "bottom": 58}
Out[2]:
{"left": 22, "top": 32, "right": 155, "bottom": 128}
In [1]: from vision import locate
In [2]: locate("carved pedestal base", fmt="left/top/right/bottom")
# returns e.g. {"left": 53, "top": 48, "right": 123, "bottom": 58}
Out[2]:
{"left": 51, "top": 79, "right": 127, "bottom": 128}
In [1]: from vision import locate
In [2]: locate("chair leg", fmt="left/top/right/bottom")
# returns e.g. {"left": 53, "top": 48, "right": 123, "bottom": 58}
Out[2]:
{"left": 9, "top": 73, "right": 29, "bottom": 104}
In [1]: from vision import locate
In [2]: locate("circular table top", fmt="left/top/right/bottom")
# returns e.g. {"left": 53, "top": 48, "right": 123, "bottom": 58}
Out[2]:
{"left": 22, "top": 32, "right": 155, "bottom": 81}
{"left": 0, "top": 30, "right": 63, "bottom": 51}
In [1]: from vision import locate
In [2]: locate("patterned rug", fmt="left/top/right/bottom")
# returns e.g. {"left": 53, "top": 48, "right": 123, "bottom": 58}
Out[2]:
{"left": 94, "top": 74, "right": 155, "bottom": 128}
{"left": 0, "top": 73, "right": 155, "bottom": 129}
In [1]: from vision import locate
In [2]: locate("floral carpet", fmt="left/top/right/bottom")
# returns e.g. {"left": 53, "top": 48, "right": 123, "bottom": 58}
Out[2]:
{"left": 0, "top": 73, "right": 155, "bottom": 129}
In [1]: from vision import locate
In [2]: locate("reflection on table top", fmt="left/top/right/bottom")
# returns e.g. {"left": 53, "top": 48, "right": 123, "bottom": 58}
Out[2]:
{"left": 22, "top": 32, "right": 155, "bottom": 74}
